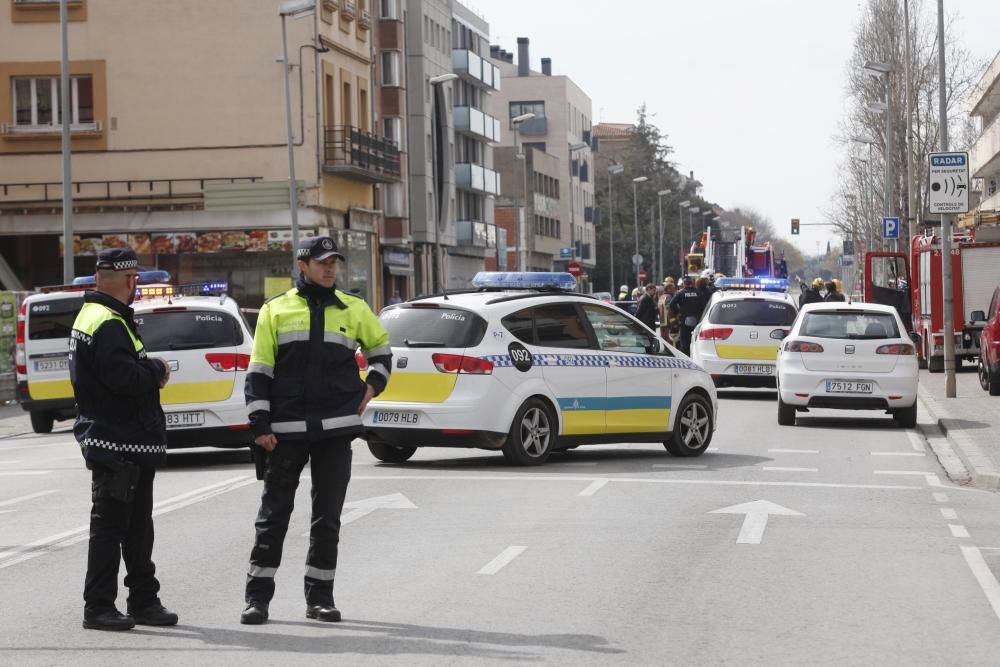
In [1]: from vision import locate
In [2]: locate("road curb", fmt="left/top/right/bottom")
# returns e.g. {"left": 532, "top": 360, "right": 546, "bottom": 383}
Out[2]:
{"left": 918, "top": 383, "right": 1000, "bottom": 492}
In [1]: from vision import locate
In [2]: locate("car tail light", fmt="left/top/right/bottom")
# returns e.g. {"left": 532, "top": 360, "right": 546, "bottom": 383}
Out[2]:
{"left": 15, "top": 302, "right": 26, "bottom": 376}
{"left": 355, "top": 350, "right": 369, "bottom": 371}
{"left": 205, "top": 353, "right": 250, "bottom": 372}
{"left": 431, "top": 353, "right": 494, "bottom": 375}
{"left": 785, "top": 340, "right": 824, "bottom": 353}
{"left": 699, "top": 328, "right": 733, "bottom": 341}
{"left": 876, "top": 344, "right": 915, "bottom": 355}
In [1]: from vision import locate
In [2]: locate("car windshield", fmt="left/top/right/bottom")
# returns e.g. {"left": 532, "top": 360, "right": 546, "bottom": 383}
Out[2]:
{"left": 135, "top": 309, "right": 243, "bottom": 352}
{"left": 709, "top": 299, "right": 796, "bottom": 326}
{"left": 800, "top": 310, "right": 900, "bottom": 340}
{"left": 380, "top": 306, "right": 487, "bottom": 348}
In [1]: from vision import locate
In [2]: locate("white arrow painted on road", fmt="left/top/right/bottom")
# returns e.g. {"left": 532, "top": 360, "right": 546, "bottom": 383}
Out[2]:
{"left": 710, "top": 500, "right": 804, "bottom": 545}
{"left": 302, "top": 493, "right": 416, "bottom": 536}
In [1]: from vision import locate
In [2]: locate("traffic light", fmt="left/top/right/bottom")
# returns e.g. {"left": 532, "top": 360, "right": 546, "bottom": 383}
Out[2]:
{"left": 791, "top": 218, "right": 800, "bottom": 235}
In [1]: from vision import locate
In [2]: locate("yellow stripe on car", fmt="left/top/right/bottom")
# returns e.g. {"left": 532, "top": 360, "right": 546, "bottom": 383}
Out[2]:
{"left": 370, "top": 372, "right": 457, "bottom": 404}
{"left": 28, "top": 380, "right": 74, "bottom": 401}
{"left": 605, "top": 409, "right": 671, "bottom": 433}
{"left": 160, "top": 381, "right": 235, "bottom": 405}
{"left": 561, "top": 410, "right": 605, "bottom": 435}
{"left": 716, "top": 344, "right": 779, "bottom": 360}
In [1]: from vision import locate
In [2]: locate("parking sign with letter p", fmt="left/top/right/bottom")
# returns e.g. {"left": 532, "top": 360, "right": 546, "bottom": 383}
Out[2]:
{"left": 882, "top": 217, "right": 900, "bottom": 240}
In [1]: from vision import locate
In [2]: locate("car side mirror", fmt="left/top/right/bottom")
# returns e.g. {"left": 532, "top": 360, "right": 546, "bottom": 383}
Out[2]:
{"left": 971, "top": 310, "right": 986, "bottom": 323}
{"left": 770, "top": 329, "right": 789, "bottom": 340}
{"left": 909, "top": 331, "right": 921, "bottom": 347}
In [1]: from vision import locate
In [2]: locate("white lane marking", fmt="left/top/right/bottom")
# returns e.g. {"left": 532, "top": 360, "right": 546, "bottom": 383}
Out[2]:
{"left": 300, "top": 493, "right": 417, "bottom": 536}
{"left": 351, "top": 475, "right": 929, "bottom": 492}
{"left": 707, "top": 448, "right": 719, "bottom": 453}
{"left": 926, "top": 474, "right": 944, "bottom": 488}
{"left": 934, "top": 492, "right": 950, "bottom": 503}
{"left": 768, "top": 449, "right": 819, "bottom": 454}
{"left": 874, "top": 470, "right": 929, "bottom": 476}
{"left": 762, "top": 466, "right": 818, "bottom": 473}
{"left": 0, "top": 460, "right": 22, "bottom": 465}
{"left": 710, "top": 500, "right": 804, "bottom": 545}
{"left": 0, "top": 471, "right": 51, "bottom": 477}
{"left": 950, "top": 524, "right": 971, "bottom": 538}
{"left": 578, "top": 479, "right": 608, "bottom": 497}
{"left": 477, "top": 546, "right": 527, "bottom": 575}
{"left": 906, "top": 430, "right": 926, "bottom": 452}
{"left": 961, "top": 546, "right": 1000, "bottom": 624}
{"left": 653, "top": 464, "right": 709, "bottom": 469}
{"left": 941, "top": 508, "right": 959, "bottom": 520}
{"left": 0, "top": 476, "right": 253, "bottom": 570}
{"left": 0, "top": 489, "right": 59, "bottom": 508}
{"left": 871, "top": 452, "right": 925, "bottom": 457}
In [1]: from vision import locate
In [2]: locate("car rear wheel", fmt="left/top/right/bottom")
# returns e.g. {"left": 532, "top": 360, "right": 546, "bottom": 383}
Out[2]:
{"left": 777, "top": 395, "right": 796, "bottom": 426}
{"left": 894, "top": 403, "right": 917, "bottom": 428}
{"left": 979, "top": 356, "right": 991, "bottom": 391}
{"left": 502, "top": 399, "right": 554, "bottom": 466}
{"left": 30, "top": 411, "right": 53, "bottom": 434}
{"left": 367, "top": 441, "right": 417, "bottom": 463}
{"left": 664, "top": 393, "right": 713, "bottom": 457}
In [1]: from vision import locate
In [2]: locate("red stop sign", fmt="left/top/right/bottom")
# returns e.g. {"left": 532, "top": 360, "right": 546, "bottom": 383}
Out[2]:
{"left": 638, "top": 270, "right": 647, "bottom": 282}
{"left": 567, "top": 262, "right": 582, "bottom": 277}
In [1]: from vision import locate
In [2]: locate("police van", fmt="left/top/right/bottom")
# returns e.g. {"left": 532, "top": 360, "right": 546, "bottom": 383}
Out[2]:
{"left": 17, "top": 276, "right": 254, "bottom": 448}
{"left": 361, "top": 272, "right": 719, "bottom": 466}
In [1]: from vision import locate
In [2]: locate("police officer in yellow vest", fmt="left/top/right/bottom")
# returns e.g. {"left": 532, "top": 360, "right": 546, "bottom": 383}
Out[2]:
{"left": 69, "top": 248, "right": 178, "bottom": 631}
{"left": 241, "top": 236, "right": 392, "bottom": 625}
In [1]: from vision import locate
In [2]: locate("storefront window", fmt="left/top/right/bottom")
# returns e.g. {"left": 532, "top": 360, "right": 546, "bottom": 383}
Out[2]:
{"left": 332, "top": 229, "right": 373, "bottom": 304}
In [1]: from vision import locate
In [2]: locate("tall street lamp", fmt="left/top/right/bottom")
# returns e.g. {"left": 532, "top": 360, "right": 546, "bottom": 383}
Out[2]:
{"left": 607, "top": 163, "right": 624, "bottom": 292}
{"left": 656, "top": 189, "right": 671, "bottom": 283}
{"left": 865, "top": 60, "right": 894, "bottom": 247}
{"left": 677, "top": 199, "right": 690, "bottom": 276}
{"left": 687, "top": 206, "right": 700, "bottom": 248}
{"left": 851, "top": 135, "right": 876, "bottom": 251}
{"left": 59, "top": 0, "right": 73, "bottom": 283}
{"left": 279, "top": 0, "right": 317, "bottom": 275}
{"left": 429, "top": 72, "right": 458, "bottom": 292}
{"left": 632, "top": 176, "right": 648, "bottom": 288}
{"left": 568, "top": 142, "right": 589, "bottom": 273}
{"left": 510, "top": 112, "right": 536, "bottom": 272}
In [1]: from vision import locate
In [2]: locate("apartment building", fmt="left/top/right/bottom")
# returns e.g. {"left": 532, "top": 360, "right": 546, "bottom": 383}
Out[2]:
{"left": 491, "top": 37, "right": 596, "bottom": 282}
{"left": 0, "top": 0, "right": 402, "bottom": 307}
{"left": 970, "top": 49, "right": 1000, "bottom": 223}
{"left": 492, "top": 146, "right": 561, "bottom": 272}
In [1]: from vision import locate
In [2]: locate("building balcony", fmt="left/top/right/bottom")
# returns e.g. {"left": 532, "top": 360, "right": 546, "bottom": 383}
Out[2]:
{"left": 454, "top": 106, "right": 501, "bottom": 143}
{"left": 512, "top": 116, "right": 546, "bottom": 137}
{"left": 971, "top": 50, "right": 1000, "bottom": 120}
{"left": 456, "top": 220, "right": 497, "bottom": 249}
{"left": 321, "top": 0, "right": 339, "bottom": 11}
{"left": 323, "top": 125, "right": 400, "bottom": 183}
{"left": 341, "top": 0, "right": 356, "bottom": 21}
{"left": 455, "top": 163, "right": 500, "bottom": 196}
{"left": 357, "top": 9, "right": 371, "bottom": 30}
{"left": 971, "top": 114, "right": 1000, "bottom": 180}
{"left": 452, "top": 49, "right": 501, "bottom": 92}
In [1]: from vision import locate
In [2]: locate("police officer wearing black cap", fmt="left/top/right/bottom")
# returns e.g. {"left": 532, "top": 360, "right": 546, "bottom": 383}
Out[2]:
{"left": 69, "top": 248, "right": 177, "bottom": 631}
{"left": 241, "top": 236, "right": 393, "bottom": 625}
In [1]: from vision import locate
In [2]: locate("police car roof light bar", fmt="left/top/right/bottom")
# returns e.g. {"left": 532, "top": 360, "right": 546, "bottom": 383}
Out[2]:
{"left": 471, "top": 272, "right": 578, "bottom": 291}
{"left": 715, "top": 277, "right": 790, "bottom": 292}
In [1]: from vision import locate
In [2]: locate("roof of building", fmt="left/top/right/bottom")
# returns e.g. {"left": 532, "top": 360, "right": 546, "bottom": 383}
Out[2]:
{"left": 593, "top": 123, "right": 634, "bottom": 139}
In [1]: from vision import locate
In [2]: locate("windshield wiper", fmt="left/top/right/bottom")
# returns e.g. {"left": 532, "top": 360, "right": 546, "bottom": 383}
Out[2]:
{"left": 402, "top": 339, "right": 447, "bottom": 348}
{"left": 168, "top": 341, "right": 216, "bottom": 350}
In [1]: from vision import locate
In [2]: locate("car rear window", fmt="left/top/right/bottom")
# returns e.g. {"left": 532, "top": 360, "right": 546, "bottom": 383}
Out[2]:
{"left": 800, "top": 310, "right": 900, "bottom": 340}
{"left": 709, "top": 299, "right": 796, "bottom": 326}
{"left": 135, "top": 309, "right": 244, "bottom": 352}
{"left": 28, "top": 296, "right": 83, "bottom": 341}
{"left": 380, "top": 306, "right": 487, "bottom": 348}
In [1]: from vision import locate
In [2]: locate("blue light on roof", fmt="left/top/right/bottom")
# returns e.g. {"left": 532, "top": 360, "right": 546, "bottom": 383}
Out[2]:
{"left": 471, "top": 272, "right": 578, "bottom": 291}
{"left": 71, "top": 270, "right": 172, "bottom": 287}
{"left": 716, "top": 277, "right": 790, "bottom": 292}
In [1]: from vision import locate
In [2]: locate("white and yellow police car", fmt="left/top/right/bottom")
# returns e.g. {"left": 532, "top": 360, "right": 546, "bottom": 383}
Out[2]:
{"left": 361, "top": 272, "right": 719, "bottom": 466}
{"left": 689, "top": 277, "right": 797, "bottom": 389}
{"left": 17, "top": 276, "right": 253, "bottom": 448}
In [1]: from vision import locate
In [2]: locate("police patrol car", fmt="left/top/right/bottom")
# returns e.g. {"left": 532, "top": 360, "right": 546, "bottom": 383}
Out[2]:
{"left": 17, "top": 275, "right": 254, "bottom": 448}
{"left": 361, "top": 272, "right": 718, "bottom": 466}
{"left": 689, "top": 277, "right": 797, "bottom": 389}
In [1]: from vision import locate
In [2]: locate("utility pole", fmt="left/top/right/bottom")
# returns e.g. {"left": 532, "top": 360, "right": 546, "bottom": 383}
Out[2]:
{"left": 904, "top": 0, "right": 917, "bottom": 244}
{"left": 60, "top": 0, "right": 73, "bottom": 283}
{"left": 937, "top": 0, "right": 956, "bottom": 398}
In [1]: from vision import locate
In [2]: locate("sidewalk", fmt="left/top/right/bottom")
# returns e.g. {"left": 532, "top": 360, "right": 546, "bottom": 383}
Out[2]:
{"left": 918, "top": 366, "right": 1000, "bottom": 491}
{"left": 0, "top": 402, "right": 34, "bottom": 438}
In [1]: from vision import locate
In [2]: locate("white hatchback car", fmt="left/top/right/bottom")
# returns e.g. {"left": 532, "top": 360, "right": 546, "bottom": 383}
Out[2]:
{"left": 691, "top": 278, "right": 797, "bottom": 388}
{"left": 361, "top": 272, "right": 719, "bottom": 466}
{"left": 776, "top": 302, "right": 919, "bottom": 427}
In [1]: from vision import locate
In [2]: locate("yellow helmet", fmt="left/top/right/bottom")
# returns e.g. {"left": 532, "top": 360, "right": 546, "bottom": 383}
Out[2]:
{"left": 833, "top": 278, "right": 843, "bottom": 292}
{"left": 812, "top": 278, "right": 824, "bottom": 288}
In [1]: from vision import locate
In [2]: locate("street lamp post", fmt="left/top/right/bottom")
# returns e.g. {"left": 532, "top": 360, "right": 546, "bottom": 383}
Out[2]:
{"left": 632, "top": 176, "right": 648, "bottom": 289}
{"left": 656, "top": 189, "right": 671, "bottom": 283}
{"left": 608, "top": 163, "right": 624, "bottom": 292}
{"left": 851, "top": 135, "right": 876, "bottom": 251}
{"left": 677, "top": 199, "right": 690, "bottom": 276}
{"left": 510, "top": 112, "right": 536, "bottom": 273}
{"left": 687, "top": 207, "right": 700, "bottom": 248}
{"left": 567, "top": 142, "right": 589, "bottom": 276}
{"left": 60, "top": 0, "right": 73, "bottom": 283}
{"left": 279, "top": 0, "right": 317, "bottom": 275}
{"left": 429, "top": 72, "right": 459, "bottom": 292}
{"left": 865, "top": 60, "right": 894, "bottom": 249}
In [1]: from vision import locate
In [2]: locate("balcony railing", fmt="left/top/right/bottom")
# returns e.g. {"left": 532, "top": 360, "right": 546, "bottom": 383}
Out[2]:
{"left": 455, "top": 163, "right": 499, "bottom": 196}
{"left": 511, "top": 116, "right": 546, "bottom": 137}
{"left": 454, "top": 106, "right": 501, "bottom": 143}
{"left": 452, "top": 49, "right": 501, "bottom": 92}
{"left": 323, "top": 125, "right": 400, "bottom": 183}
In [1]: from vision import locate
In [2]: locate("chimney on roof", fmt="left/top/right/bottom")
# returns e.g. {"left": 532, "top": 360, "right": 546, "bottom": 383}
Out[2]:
{"left": 541, "top": 58, "right": 552, "bottom": 76}
{"left": 490, "top": 45, "right": 500, "bottom": 59}
{"left": 517, "top": 37, "right": 530, "bottom": 77}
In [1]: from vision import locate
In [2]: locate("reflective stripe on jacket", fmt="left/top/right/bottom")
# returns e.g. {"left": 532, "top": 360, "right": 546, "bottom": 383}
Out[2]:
{"left": 245, "top": 284, "right": 392, "bottom": 441}
{"left": 69, "top": 292, "right": 167, "bottom": 468}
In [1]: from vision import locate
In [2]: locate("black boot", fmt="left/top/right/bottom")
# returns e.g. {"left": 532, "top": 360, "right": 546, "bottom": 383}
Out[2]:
{"left": 128, "top": 602, "right": 178, "bottom": 626}
{"left": 306, "top": 602, "right": 341, "bottom": 622}
{"left": 240, "top": 602, "right": 269, "bottom": 625}
{"left": 83, "top": 609, "right": 136, "bottom": 632}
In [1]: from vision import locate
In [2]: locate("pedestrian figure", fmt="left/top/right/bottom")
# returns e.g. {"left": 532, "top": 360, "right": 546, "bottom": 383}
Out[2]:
{"left": 241, "top": 236, "right": 393, "bottom": 625}
{"left": 669, "top": 277, "right": 705, "bottom": 355}
{"left": 799, "top": 278, "right": 825, "bottom": 307}
{"left": 635, "top": 283, "right": 659, "bottom": 331}
{"left": 824, "top": 280, "right": 846, "bottom": 302}
{"left": 70, "top": 248, "right": 177, "bottom": 632}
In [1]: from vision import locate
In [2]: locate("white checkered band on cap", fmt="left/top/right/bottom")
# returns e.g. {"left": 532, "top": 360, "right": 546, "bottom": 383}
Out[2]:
{"left": 113, "top": 259, "right": 139, "bottom": 271}
{"left": 297, "top": 248, "right": 311, "bottom": 258}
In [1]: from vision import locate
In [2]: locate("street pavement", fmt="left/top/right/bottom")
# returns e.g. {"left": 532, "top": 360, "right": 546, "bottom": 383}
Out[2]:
{"left": 4, "top": 393, "right": 1000, "bottom": 665}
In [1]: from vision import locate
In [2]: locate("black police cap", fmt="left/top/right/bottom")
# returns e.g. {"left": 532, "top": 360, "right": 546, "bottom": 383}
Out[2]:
{"left": 95, "top": 248, "right": 139, "bottom": 272}
{"left": 296, "top": 236, "right": 345, "bottom": 262}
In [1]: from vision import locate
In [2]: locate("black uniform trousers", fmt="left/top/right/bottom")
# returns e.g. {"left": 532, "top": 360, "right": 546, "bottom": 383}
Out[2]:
{"left": 84, "top": 465, "right": 159, "bottom": 614}
{"left": 246, "top": 438, "right": 352, "bottom": 605}
{"left": 678, "top": 322, "right": 695, "bottom": 356}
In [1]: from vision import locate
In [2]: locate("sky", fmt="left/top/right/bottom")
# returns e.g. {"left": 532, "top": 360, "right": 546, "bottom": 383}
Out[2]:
{"left": 468, "top": 0, "right": 999, "bottom": 257}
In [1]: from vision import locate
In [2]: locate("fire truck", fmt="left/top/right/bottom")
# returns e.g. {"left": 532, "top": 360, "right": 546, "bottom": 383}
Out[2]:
{"left": 686, "top": 225, "right": 781, "bottom": 279}
{"left": 864, "top": 225, "right": 1000, "bottom": 372}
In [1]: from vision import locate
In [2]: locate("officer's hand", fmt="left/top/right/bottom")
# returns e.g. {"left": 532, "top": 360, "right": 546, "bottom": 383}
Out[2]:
{"left": 156, "top": 359, "right": 170, "bottom": 388}
{"left": 255, "top": 433, "right": 278, "bottom": 451}
{"left": 358, "top": 384, "right": 376, "bottom": 415}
